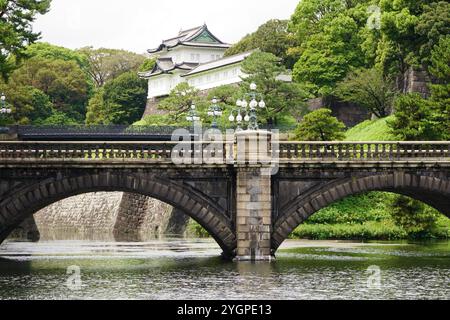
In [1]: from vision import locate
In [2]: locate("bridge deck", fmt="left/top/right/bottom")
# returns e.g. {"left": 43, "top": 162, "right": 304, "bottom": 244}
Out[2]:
{"left": 0, "top": 141, "right": 450, "bottom": 167}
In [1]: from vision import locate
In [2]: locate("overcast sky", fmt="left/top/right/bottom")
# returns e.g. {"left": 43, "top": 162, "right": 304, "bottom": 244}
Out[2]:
{"left": 32, "top": 0, "right": 300, "bottom": 54}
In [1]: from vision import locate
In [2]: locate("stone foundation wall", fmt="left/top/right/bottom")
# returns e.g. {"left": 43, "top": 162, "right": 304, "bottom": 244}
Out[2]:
{"left": 9, "top": 192, "right": 190, "bottom": 241}
{"left": 307, "top": 97, "right": 371, "bottom": 127}
{"left": 113, "top": 193, "right": 173, "bottom": 235}
{"left": 404, "top": 68, "right": 430, "bottom": 98}
{"left": 34, "top": 192, "right": 123, "bottom": 231}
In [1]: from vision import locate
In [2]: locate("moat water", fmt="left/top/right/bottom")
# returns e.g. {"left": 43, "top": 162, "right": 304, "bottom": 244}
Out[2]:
{"left": 0, "top": 235, "right": 448, "bottom": 300}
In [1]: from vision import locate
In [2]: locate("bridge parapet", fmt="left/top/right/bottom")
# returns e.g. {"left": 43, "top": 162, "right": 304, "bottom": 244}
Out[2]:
{"left": 277, "top": 141, "right": 450, "bottom": 161}
{"left": 0, "top": 141, "right": 449, "bottom": 164}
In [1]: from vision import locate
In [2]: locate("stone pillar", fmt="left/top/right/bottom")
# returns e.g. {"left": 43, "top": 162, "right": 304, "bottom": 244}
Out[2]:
{"left": 234, "top": 130, "right": 273, "bottom": 261}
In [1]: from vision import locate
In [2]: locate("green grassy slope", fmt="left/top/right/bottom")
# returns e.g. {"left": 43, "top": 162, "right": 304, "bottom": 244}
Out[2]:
{"left": 344, "top": 116, "right": 397, "bottom": 141}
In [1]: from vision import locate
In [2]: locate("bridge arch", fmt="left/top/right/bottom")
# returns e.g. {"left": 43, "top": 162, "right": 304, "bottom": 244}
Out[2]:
{"left": 0, "top": 172, "right": 237, "bottom": 257}
{"left": 272, "top": 173, "right": 450, "bottom": 251}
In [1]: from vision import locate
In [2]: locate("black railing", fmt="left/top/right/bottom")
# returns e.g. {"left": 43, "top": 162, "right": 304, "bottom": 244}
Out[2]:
{"left": 15, "top": 125, "right": 189, "bottom": 141}
{"left": 12, "top": 125, "right": 296, "bottom": 141}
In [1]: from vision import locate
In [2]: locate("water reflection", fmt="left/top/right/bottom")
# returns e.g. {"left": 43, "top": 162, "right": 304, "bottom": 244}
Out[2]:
{"left": 0, "top": 235, "right": 448, "bottom": 300}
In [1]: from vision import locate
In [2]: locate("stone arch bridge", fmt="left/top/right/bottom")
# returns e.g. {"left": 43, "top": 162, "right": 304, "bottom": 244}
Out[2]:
{"left": 0, "top": 140, "right": 449, "bottom": 260}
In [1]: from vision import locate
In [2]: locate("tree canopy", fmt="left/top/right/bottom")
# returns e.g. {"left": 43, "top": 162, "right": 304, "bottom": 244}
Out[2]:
{"left": 78, "top": 47, "right": 146, "bottom": 87}
{"left": 240, "top": 51, "right": 308, "bottom": 125}
{"left": 294, "top": 108, "right": 346, "bottom": 141}
{"left": 0, "top": 0, "right": 51, "bottom": 80}
{"left": 224, "top": 19, "right": 298, "bottom": 68}
{"left": 85, "top": 71, "right": 147, "bottom": 125}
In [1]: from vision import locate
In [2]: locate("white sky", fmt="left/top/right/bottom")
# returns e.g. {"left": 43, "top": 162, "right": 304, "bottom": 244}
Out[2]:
{"left": 32, "top": 0, "right": 300, "bottom": 54}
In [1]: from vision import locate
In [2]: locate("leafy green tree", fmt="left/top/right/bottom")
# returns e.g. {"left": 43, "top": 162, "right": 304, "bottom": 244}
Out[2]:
{"left": 389, "top": 93, "right": 441, "bottom": 140}
{"left": 25, "top": 42, "right": 89, "bottom": 70}
{"left": 376, "top": 0, "right": 450, "bottom": 88}
{"left": 0, "top": 0, "right": 51, "bottom": 80}
{"left": 157, "top": 82, "right": 199, "bottom": 121}
{"left": 335, "top": 68, "right": 398, "bottom": 118}
{"left": 415, "top": 1, "right": 450, "bottom": 68}
{"left": 78, "top": 47, "right": 146, "bottom": 87}
{"left": 240, "top": 51, "right": 308, "bottom": 125}
{"left": 289, "top": 0, "right": 372, "bottom": 96}
{"left": 428, "top": 36, "right": 450, "bottom": 139}
{"left": 8, "top": 56, "right": 89, "bottom": 121}
{"left": 292, "top": 14, "right": 367, "bottom": 96}
{"left": 390, "top": 196, "right": 439, "bottom": 237}
{"left": 389, "top": 37, "right": 449, "bottom": 141}
{"left": 35, "top": 111, "right": 78, "bottom": 126}
{"left": 0, "top": 82, "right": 55, "bottom": 124}
{"left": 85, "top": 89, "right": 106, "bottom": 125}
{"left": 85, "top": 71, "right": 147, "bottom": 125}
{"left": 294, "top": 108, "right": 346, "bottom": 141}
{"left": 225, "top": 19, "right": 299, "bottom": 68}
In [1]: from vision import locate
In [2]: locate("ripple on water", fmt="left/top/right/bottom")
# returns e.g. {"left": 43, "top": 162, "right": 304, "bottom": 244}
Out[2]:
{"left": 0, "top": 239, "right": 448, "bottom": 300}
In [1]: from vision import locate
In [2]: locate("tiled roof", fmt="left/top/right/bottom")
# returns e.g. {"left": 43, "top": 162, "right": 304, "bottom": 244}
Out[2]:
{"left": 148, "top": 24, "right": 230, "bottom": 53}
{"left": 182, "top": 50, "right": 254, "bottom": 77}
{"left": 138, "top": 58, "right": 199, "bottom": 78}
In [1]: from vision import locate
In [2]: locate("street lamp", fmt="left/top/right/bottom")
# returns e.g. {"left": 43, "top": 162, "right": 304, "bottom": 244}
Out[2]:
{"left": 0, "top": 93, "right": 12, "bottom": 115}
{"left": 186, "top": 104, "right": 201, "bottom": 131}
{"left": 0, "top": 93, "right": 12, "bottom": 133}
{"left": 229, "top": 99, "right": 246, "bottom": 132}
{"left": 207, "top": 97, "right": 222, "bottom": 129}
{"left": 230, "top": 83, "right": 266, "bottom": 131}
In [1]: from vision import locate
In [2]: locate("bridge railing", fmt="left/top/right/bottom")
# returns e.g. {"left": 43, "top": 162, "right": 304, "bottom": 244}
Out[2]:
{"left": 276, "top": 142, "right": 450, "bottom": 161}
{"left": 0, "top": 141, "right": 449, "bottom": 162}
{"left": 0, "top": 141, "right": 235, "bottom": 162}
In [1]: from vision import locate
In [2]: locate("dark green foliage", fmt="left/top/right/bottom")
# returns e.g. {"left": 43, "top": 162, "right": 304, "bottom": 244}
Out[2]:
{"left": 0, "top": 0, "right": 51, "bottom": 80}
{"left": 389, "top": 93, "right": 441, "bottom": 140}
{"left": 289, "top": 0, "right": 371, "bottom": 96}
{"left": 225, "top": 19, "right": 299, "bottom": 68}
{"left": 294, "top": 108, "right": 346, "bottom": 141}
{"left": 428, "top": 36, "right": 450, "bottom": 139}
{"left": 34, "top": 111, "right": 78, "bottom": 126}
{"left": 240, "top": 51, "right": 308, "bottom": 125}
{"left": 25, "top": 42, "right": 89, "bottom": 70}
{"left": 86, "top": 71, "right": 147, "bottom": 125}
{"left": 0, "top": 55, "right": 89, "bottom": 123}
{"left": 157, "top": 82, "right": 199, "bottom": 121}
{"left": 390, "top": 195, "right": 440, "bottom": 237}
{"left": 335, "top": 68, "right": 398, "bottom": 118}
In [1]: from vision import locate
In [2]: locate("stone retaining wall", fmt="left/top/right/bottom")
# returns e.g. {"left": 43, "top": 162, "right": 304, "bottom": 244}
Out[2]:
{"left": 9, "top": 192, "right": 190, "bottom": 241}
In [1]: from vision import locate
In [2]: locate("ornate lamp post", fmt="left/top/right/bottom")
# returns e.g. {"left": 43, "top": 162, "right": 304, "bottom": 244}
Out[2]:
{"left": 0, "top": 93, "right": 12, "bottom": 132}
{"left": 207, "top": 97, "right": 222, "bottom": 129}
{"left": 186, "top": 104, "right": 201, "bottom": 133}
{"left": 230, "top": 83, "right": 266, "bottom": 131}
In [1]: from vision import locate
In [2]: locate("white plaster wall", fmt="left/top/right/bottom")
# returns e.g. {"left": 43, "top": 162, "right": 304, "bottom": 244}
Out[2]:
{"left": 186, "top": 65, "right": 246, "bottom": 90}
{"left": 157, "top": 46, "right": 226, "bottom": 64}
{"left": 148, "top": 72, "right": 185, "bottom": 98}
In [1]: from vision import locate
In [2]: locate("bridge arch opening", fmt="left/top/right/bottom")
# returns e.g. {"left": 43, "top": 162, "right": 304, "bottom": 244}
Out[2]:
{"left": 0, "top": 173, "right": 237, "bottom": 258}
{"left": 272, "top": 173, "right": 450, "bottom": 251}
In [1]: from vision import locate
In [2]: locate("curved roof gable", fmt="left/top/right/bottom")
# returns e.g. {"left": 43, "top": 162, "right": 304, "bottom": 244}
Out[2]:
{"left": 138, "top": 57, "right": 198, "bottom": 79}
{"left": 148, "top": 24, "right": 230, "bottom": 53}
